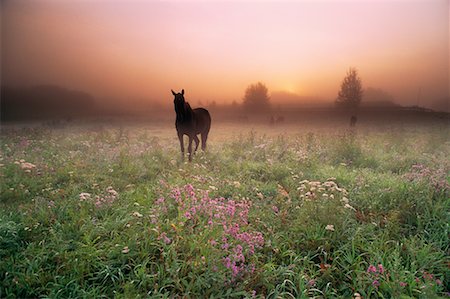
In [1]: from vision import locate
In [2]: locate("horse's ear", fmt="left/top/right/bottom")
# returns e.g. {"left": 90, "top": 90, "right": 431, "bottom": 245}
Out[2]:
{"left": 171, "top": 90, "right": 176, "bottom": 96}
{"left": 181, "top": 89, "right": 184, "bottom": 95}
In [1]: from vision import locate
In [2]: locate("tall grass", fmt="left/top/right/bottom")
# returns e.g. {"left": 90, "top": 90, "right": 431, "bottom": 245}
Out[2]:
{"left": 1, "top": 124, "right": 448, "bottom": 298}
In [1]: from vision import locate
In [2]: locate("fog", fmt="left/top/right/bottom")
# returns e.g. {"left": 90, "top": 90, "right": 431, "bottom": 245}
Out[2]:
{"left": 1, "top": 0, "right": 449, "bottom": 112}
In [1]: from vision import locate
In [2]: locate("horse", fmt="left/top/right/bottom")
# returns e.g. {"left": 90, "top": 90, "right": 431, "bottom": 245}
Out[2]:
{"left": 172, "top": 89, "right": 211, "bottom": 162}
{"left": 350, "top": 115, "right": 357, "bottom": 127}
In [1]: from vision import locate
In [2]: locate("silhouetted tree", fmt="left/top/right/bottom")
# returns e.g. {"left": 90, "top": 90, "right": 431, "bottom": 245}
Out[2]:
{"left": 336, "top": 68, "right": 363, "bottom": 111}
{"left": 243, "top": 82, "right": 270, "bottom": 112}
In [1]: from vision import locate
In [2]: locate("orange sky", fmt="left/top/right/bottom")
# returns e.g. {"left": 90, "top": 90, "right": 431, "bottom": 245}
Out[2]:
{"left": 2, "top": 0, "right": 449, "bottom": 108}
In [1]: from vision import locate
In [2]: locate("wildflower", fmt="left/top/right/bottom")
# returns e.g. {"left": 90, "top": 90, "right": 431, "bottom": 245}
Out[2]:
{"left": 372, "top": 280, "right": 380, "bottom": 288}
{"left": 399, "top": 282, "right": 407, "bottom": 287}
{"left": 106, "top": 186, "right": 118, "bottom": 197}
{"left": 122, "top": 246, "right": 129, "bottom": 254}
{"left": 277, "top": 184, "right": 289, "bottom": 198}
{"left": 325, "top": 224, "right": 335, "bottom": 231}
{"left": 132, "top": 211, "right": 143, "bottom": 217}
{"left": 223, "top": 257, "right": 232, "bottom": 268}
{"left": 272, "top": 205, "right": 279, "bottom": 213}
{"left": 377, "top": 264, "right": 384, "bottom": 274}
{"left": 367, "top": 265, "right": 377, "bottom": 274}
{"left": 344, "top": 203, "right": 356, "bottom": 211}
{"left": 79, "top": 192, "right": 91, "bottom": 201}
{"left": 308, "top": 279, "right": 316, "bottom": 287}
{"left": 436, "top": 279, "right": 442, "bottom": 285}
{"left": 423, "top": 271, "right": 433, "bottom": 280}
{"left": 158, "top": 232, "right": 171, "bottom": 244}
{"left": 19, "top": 162, "right": 36, "bottom": 170}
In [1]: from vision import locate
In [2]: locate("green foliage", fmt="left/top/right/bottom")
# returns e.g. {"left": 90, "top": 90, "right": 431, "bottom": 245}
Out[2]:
{"left": 0, "top": 124, "right": 448, "bottom": 297}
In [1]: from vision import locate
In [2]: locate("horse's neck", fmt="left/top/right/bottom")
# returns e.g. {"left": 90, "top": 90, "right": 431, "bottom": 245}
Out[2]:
{"left": 177, "top": 102, "right": 193, "bottom": 122}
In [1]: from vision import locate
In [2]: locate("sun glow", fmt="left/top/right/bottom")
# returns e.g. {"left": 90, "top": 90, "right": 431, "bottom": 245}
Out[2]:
{"left": 281, "top": 83, "right": 299, "bottom": 94}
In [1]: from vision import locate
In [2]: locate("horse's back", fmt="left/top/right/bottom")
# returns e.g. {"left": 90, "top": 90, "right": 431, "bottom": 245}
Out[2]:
{"left": 193, "top": 108, "right": 211, "bottom": 133}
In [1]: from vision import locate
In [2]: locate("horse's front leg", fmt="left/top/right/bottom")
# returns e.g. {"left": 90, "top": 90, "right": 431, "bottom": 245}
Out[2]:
{"left": 188, "top": 136, "right": 193, "bottom": 162}
{"left": 178, "top": 132, "right": 185, "bottom": 160}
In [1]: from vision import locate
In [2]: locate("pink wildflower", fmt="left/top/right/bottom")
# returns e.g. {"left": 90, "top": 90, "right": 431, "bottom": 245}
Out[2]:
{"left": 372, "top": 280, "right": 380, "bottom": 288}
{"left": 158, "top": 232, "right": 171, "bottom": 244}
{"left": 399, "top": 282, "right": 407, "bottom": 287}
{"left": 377, "top": 264, "right": 384, "bottom": 274}
{"left": 223, "top": 257, "right": 232, "bottom": 268}
{"left": 272, "top": 205, "right": 279, "bottom": 213}
{"left": 367, "top": 265, "right": 377, "bottom": 274}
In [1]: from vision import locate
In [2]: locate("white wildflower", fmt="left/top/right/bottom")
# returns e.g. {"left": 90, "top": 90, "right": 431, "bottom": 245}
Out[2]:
{"left": 325, "top": 224, "right": 335, "bottom": 231}
{"left": 344, "top": 203, "right": 356, "bottom": 211}
{"left": 132, "top": 211, "right": 143, "bottom": 217}
{"left": 79, "top": 193, "right": 91, "bottom": 201}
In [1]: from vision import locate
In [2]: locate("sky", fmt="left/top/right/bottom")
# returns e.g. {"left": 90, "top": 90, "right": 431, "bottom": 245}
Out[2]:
{"left": 2, "top": 0, "right": 449, "bottom": 109}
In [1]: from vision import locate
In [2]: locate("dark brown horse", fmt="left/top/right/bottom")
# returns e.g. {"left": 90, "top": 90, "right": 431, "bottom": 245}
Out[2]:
{"left": 172, "top": 89, "right": 211, "bottom": 161}
{"left": 350, "top": 115, "right": 357, "bottom": 127}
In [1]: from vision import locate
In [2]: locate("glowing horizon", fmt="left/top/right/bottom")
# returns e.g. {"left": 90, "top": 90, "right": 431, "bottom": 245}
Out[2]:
{"left": 2, "top": 0, "right": 448, "bottom": 109}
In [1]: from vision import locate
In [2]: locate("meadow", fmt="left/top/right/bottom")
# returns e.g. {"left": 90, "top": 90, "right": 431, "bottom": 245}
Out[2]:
{"left": 0, "top": 121, "right": 449, "bottom": 298}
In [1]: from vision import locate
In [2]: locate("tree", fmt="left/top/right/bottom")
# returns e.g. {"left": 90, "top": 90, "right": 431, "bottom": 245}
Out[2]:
{"left": 336, "top": 68, "right": 363, "bottom": 111}
{"left": 242, "top": 82, "right": 271, "bottom": 112}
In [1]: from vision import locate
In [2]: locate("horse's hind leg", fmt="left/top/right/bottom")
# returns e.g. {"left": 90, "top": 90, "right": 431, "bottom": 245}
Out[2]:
{"left": 193, "top": 135, "right": 200, "bottom": 152}
{"left": 201, "top": 132, "right": 208, "bottom": 151}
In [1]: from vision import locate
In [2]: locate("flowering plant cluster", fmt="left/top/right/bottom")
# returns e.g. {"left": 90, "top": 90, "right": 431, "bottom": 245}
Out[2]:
{"left": 404, "top": 163, "right": 449, "bottom": 194}
{"left": 152, "top": 184, "right": 264, "bottom": 281}
{"left": 296, "top": 178, "right": 354, "bottom": 209}
{"left": 366, "top": 264, "right": 386, "bottom": 289}
{"left": 79, "top": 186, "right": 119, "bottom": 208}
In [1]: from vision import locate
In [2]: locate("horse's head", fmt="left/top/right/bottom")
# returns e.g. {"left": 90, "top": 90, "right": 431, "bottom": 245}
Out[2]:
{"left": 172, "top": 89, "right": 186, "bottom": 120}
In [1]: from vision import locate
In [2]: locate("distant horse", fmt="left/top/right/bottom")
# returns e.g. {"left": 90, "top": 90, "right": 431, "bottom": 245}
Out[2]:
{"left": 350, "top": 115, "right": 357, "bottom": 127}
{"left": 276, "top": 116, "right": 285, "bottom": 124}
{"left": 172, "top": 89, "right": 211, "bottom": 162}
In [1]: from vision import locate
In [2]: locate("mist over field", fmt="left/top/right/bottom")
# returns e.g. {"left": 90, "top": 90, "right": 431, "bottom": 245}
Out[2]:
{"left": 1, "top": 0, "right": 449, "bottom": 117}
{"left": 1, "top": 1, "right": 449, "bottom": 298}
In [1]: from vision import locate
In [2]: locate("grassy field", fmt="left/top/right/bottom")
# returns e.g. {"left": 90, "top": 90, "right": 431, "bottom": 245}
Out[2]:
{"left": 0, "top": 121, "right": 449, "bottom": 298}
